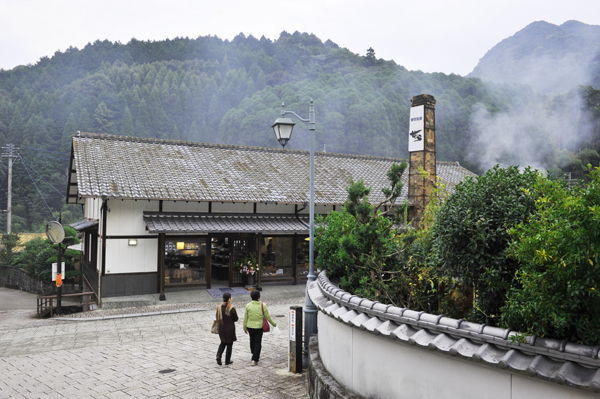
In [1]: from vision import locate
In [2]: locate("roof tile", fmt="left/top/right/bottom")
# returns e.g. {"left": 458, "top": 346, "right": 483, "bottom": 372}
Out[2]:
{"left": 70, "top": 133, "right": 476, "bottom": 204}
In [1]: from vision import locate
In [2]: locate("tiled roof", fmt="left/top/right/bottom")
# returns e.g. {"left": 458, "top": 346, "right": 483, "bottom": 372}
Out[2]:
{"left": 143, "top": 212, "right": 309, "bottom": 234}
{"left": 69, "top": 133, "right": 476, "bottom": 205}
{"left": 308, "top": 271, "right": 600, "bottom": 394}
{"left": 70, "top": 218, "right": 99, "bottom": 231}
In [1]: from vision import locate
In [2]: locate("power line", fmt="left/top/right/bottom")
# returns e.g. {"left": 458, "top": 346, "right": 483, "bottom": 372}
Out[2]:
{"left": 17, "top": 153, "right": 57, "bottom": 222}
{"left": 19, "top": 151, "right": 70, "bottom": 161}
{"left": 18, "top": 155, "right": 66, "bottom": 198}
{"left": 23, "top": 146, "right": 70, "bottom": 155}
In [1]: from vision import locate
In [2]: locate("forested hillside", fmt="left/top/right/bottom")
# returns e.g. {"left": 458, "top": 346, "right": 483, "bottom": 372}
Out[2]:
{"left": 0, "top": 31, "right": 599, "bottom": 233}
{"left": 469, "top": 20, "right": 600, "bottom": 94}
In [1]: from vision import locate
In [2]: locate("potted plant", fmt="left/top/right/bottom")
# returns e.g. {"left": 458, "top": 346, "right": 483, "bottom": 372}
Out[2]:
{"left": 238, "top": 255, "right": 258, "bottom": 286}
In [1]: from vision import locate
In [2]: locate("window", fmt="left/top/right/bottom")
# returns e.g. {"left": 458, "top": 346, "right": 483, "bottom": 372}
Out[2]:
{"left": 165, "top": 238, "right": 206, "bottom": 284}
{"left": 261, "top": 236, "right": 293, "bottom": 279}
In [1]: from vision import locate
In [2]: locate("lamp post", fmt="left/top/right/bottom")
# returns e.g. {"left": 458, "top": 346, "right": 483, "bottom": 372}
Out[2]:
{"left": 272, "top": 99, "right": 316, "bottom": 368}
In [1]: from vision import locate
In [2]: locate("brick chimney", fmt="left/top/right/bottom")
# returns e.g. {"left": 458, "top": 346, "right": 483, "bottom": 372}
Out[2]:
{"left": 407, "top": 94, "right": 436, "bottom": 225}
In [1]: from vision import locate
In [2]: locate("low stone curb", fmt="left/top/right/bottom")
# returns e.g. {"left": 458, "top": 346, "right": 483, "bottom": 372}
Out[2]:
{"left": 53, "top": 307, "right": 207, "bottom": 321}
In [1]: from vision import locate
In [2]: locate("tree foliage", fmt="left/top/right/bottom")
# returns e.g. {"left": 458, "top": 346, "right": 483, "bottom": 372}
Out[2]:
{"left": 14, "top": 226, "right": 81, "bottom": 281}
{"left": 501, "top": 166, "right": 600, "bottom": 345}
{"left": 315, "top": 161, "right": 438, "bottom": 311}
{"left": 432, "top": 165, "right": 538, "bottom": 325}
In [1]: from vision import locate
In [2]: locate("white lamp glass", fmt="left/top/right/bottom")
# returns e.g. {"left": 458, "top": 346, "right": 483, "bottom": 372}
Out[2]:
{"left": 271, "top": 117, "right": 295, "bottom": 148}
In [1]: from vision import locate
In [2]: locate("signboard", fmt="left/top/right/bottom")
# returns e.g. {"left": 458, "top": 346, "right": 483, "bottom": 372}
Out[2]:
{"left": 289, "top": 309, "right": 296, "bottom": 341}
{"left": 408, "top": 105, "right": 425, "bottom": 152}
{"left": 52, "top": 262, "right": 65, "bottom": 281}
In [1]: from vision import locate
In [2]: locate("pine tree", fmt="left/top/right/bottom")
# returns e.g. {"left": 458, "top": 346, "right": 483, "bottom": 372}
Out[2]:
{"left": 93, "top": 102, "right": 117, "bottom": 134}
{"left": 78, "top": 108, "right": 93, "bottom": 132}
{"left": 366, "top": 47, "right": 376, "bottom": 63}
{"left": 121, "top": 106, "right": 134, "bottom": 137}
{"left": 60, "top": 113, "right": 78, "bottom": 153}
{"left": 7, "top": 108, "right": 24, "bottom": 144}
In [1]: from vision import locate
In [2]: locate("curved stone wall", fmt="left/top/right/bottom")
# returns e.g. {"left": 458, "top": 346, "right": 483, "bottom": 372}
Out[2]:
{"left": 307, "top": 271, "right": 600, "bottom": 399}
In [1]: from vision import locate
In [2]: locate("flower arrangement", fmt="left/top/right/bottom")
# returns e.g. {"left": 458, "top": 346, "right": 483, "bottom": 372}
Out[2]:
{"left": 238, "top": 255, "right": 259, "bottom": 275}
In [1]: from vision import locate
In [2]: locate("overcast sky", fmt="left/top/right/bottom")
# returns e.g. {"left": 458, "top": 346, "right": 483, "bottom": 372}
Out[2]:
{"left": 1, "top": 0, "right": 600, "bottom": 76}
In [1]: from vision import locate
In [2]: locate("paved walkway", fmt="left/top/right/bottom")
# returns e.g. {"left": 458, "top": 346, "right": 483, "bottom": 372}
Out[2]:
{"left": 0, "top": 285, "right": 309, "bottom": 398}
{"left": 0, "top": 287, "right": 38, "bottom": 311}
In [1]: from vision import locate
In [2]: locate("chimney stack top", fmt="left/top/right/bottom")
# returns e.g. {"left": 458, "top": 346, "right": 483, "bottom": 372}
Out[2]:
{"left": 411, "top": 94, "right": 436, "bottom": 107}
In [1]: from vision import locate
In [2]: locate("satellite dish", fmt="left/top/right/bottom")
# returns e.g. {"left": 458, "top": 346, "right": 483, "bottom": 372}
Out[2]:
{"left": 46, "top": 221, "right": 65, "bottom": 244}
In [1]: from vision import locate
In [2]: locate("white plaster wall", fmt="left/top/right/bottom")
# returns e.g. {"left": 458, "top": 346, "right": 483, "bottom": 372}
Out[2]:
{"left": 297, "top": 204, "right": 335, "bottom": 215}
{"left": 255, "top": 203, "right": 296, "bottom": 214}
{"left": 162, "top": 201, "right": 209, "bottom": 212}
{"left": 352, "top": 328, "right": 509, "bottom": 399}
{"left": 104, "top": 238, "right": 158, "bottom": 274}
{"left": 317, "top": 313, "right": 355, "bottom": 390}
{"left": 318, "top": 314, "right": 599, "bottom": 399}
{"left": 512, "top": 375, "right": 596, "bottom": 399}
{"left": 83, "top": 198, "right": 102, "bottom": 272}
{"left": 211, "top": 202, "right": 254, "bottom": 213}
{"left": 106, "top": 200, "right": 159, "bottom": 236}
{"left": 95, "top": 234, "right": 101, "bottom": 272}
{"left": 84, "top": 197, "right": 101, "bottom": 220}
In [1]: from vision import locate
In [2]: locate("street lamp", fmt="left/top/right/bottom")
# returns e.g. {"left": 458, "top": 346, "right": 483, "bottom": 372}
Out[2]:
{"left": 271, "top": 99, "right": 316, "bottom": 368}
{"left": 271, "top": 117, "right": 295, "bottom": 149}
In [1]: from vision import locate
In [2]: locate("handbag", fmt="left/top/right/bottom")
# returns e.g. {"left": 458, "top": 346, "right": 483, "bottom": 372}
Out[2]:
{"left": 261, "top": 302, "right": 270, "bottom": 333}
{"left": 211, "top": 305, "right": 222, "bottom": 334}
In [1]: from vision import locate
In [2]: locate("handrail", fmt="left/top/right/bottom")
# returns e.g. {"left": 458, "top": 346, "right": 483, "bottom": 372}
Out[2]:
{"left": 37, "top": 291, "right": 96, "bottom": 318}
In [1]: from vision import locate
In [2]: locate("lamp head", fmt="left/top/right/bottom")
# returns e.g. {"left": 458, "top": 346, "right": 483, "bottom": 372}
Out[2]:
{"left": 271, "top": 117, "right": 295, "bottom": 149}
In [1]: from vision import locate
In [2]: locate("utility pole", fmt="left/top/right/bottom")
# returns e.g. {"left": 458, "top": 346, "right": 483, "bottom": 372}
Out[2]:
{"left": 1, "top": 144, "right": 18, "bottom": 234}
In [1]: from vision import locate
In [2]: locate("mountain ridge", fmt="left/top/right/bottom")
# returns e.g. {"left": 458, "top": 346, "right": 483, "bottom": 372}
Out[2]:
{"left": 469, "top": 20, "right": 600, "bottom": 93}
{"left": 0, "top": 30, "right": 598, "bottom": 233}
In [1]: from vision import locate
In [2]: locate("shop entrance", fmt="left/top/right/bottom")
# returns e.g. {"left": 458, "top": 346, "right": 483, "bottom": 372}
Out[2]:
{"left": 210, "top": 234, "right": 255, "bottom": 287}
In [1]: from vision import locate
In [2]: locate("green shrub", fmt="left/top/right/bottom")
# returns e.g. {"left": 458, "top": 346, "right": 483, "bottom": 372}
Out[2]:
{"left": 27, "top": 226, "right": 81, "bottom": 282}
{"left": 432, "top": 165, "right": 538, "bottom": 325}
{"left": 0, "top": 233, "right": 20, "bottom": 267}
{"left": 315, "top": 162, "right": 439, "bottom": 311}
{"left": 314, "top": 210, "right": 354, "bottom": 280}
{"left": 502, "top": 166, "right": 600, "bottom": 345}
{"left": 14, "top": 237, "right": 51, "bottom": 275}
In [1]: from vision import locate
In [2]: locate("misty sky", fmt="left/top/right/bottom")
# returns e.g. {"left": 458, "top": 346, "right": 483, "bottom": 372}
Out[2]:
{"left": 1, "top": 0, "right": 600, "bottom": 76}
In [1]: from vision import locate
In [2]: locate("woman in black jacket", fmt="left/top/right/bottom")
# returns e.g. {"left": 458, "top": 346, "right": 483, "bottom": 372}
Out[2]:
{"left": 216, "top": 292, "right": 238, "bottom": 365}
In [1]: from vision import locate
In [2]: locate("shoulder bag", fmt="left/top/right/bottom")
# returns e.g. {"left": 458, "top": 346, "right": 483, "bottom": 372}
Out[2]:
{"left": 261, "top": 302, "right": 270, "bottom": 333}
{"left": 211, "top": 305, "right": 222, "bottom": 334}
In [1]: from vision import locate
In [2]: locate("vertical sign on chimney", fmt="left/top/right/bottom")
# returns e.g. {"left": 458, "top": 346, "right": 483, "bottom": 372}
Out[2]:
{"left": 408, "top": 105, "right": 425, "bottom": 152}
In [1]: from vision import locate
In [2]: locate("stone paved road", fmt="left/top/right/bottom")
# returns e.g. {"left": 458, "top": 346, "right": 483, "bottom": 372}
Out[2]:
{"left": 0, "top": 297, "right": 308, "bottom": 398}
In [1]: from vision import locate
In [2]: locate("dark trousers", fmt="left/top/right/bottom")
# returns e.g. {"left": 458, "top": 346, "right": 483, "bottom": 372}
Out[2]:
{"left": 247, "top": 327, "right": 264, "bottom": 362}
{"left": 216, "top": 342, "right": 233, "bottom": 363}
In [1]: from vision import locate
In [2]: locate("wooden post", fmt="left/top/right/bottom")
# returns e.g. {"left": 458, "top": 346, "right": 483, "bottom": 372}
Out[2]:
{"left": 158, "top": 233, "right": 166, "bottom": 300}
{"left": 292, "top": 234, "right": 297, "bottom": 285}
{"left": 257, "top": 233, "right": 263, "bottom": 291}
{"left": 206, "top": 234, "right": 212, "bottom": 289}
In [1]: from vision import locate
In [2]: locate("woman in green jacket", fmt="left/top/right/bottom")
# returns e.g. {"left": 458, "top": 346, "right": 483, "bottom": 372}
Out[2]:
{"left": 243, "top": 290, "right": 277, "bottom": 366}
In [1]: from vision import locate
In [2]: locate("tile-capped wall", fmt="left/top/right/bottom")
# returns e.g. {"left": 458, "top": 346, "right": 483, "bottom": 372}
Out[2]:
{"left": 309, "top": 271, "right": 600, "bottom": 396}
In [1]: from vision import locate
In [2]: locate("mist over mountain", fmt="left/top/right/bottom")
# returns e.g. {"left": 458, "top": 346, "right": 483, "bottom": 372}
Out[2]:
{"left": 0, "top": 30, "right": 599, "bottom": 233}
{"left": 469, "top": 20, "right": 600, "bottom": 94}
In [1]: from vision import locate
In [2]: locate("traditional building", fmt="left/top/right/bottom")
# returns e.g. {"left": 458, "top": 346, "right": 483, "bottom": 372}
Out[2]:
{"left": 67, "top": 97, "right": 475, "bottom": 304}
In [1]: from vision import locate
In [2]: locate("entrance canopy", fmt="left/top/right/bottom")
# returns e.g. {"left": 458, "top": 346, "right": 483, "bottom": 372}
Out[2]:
{"left": 143, "top": 212, "right": 309, "bottom": 235}
{"left": 70, "top": 218, "right": 99, "bottom": 231}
